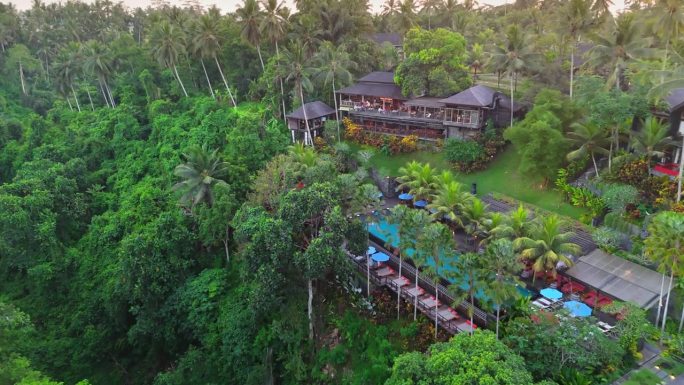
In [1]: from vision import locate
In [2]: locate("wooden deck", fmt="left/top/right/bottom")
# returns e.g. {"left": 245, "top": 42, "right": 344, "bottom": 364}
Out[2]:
{"left": 345, "top": 242, "right": 487, "bottom": 335}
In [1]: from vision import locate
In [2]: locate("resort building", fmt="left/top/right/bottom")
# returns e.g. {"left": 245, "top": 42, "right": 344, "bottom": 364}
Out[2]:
{"left": 336, "top": 71, "right": 523, "bottom": 142}
{"left": 286, "top": 101, "right": 336, "bottom": 145}
{"left": 370, "top": 32, "right": 403, "bottom": 57}
{"left": 651, "top": 88, "right": 684, "bottom": 179}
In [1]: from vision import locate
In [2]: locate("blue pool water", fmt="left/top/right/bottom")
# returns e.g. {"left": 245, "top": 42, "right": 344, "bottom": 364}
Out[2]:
{"left": 368, "top": 219, "right": 488, "bottom": 299}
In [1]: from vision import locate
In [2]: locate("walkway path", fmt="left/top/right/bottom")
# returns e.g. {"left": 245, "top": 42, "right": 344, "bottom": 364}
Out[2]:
{"left": 612, "top": 343, "right": 682, "bottom": 384}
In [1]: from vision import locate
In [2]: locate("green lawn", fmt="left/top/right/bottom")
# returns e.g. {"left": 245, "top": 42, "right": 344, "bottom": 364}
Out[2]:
{"left": 348, "top": 142, "right": 587, "bottom": 220}
{"left": 623, "top": 369, "right": 664, "bottom": 385}
{"left": 656, "top": 358, "right": 684, "bottom": 377}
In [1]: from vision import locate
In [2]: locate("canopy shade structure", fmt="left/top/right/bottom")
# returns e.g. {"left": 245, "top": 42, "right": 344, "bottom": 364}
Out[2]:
{"left": 439, "top": 84, "right": 521, "bottom": 111}
{"left": 336, "top": 82, "right": 405, "bottom": 100}
{"left": 398, "top": 193, "right": 414, "bottom": 200}
{"left": 286, "top": 101, "right": 336, "bottom": 120}
{"left": 371, "top": 252, "right": 390, "bottom": 262}
{"left": 540, "top": 288, "right": 563, "bottom": 300}
{"left": 564, "top": 249, "right": 669, "bottom": 309}
{"left": 564, "top": 300, "right": 592, "bottom": 317}
{"left": 367, "top": 246, "right": 377, "bottom": 255}
{"left": 404, "top": 97, "right": 445, "bottom": 109}
{"left": 413, "top": 200, "right": 427, "bottom": 208}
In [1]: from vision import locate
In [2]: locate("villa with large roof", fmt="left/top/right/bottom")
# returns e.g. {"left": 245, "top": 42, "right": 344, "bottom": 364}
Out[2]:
{"left": 335, "top": 71, "right": 523, "bottom": 141}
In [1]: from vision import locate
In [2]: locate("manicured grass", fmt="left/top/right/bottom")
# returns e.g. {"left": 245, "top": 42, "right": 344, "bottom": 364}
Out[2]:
{"left": 348, "top": 142, "right": 587, "bottom": 220}
{"left": 623, "top": 369, "right": 664, "bottom": 385}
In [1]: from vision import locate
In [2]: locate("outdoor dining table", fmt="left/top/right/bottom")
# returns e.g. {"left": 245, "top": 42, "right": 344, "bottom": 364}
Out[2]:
{"left": 376, "top": 267, "right": 394, "bottom": 278}
{"left": 438, "top": 309, "right": 457, "bottom": 322}
{"left": 391, "top": 277, "right": 410, "bottom": 289}
{"left": 406, "top": 287, "right": 423, "bottom": 298}
{"left": 456, "top": 321, "right": 475, "bottom": 333}
{"left": 421, "top": 297, "right": 438, "bottom": 309}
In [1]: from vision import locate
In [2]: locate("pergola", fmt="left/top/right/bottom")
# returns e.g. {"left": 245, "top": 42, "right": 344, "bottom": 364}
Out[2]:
{"left": 564, "top": 249, "right": 668, "bottom": 309}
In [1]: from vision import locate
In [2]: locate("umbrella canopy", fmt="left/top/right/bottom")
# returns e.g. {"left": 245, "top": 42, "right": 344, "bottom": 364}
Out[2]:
{"left": 371, "top": 252, "right": 390, "bottom": 262}
{"left": 367, "top": 246, "right": 377, "bottom": 255}
{"left": 564, "top": 300, "right": 592, "bottom": 317}
{"left": 414, "top": 200, "right": 427, "bottom": 208}
{"left": 398, "top": 193, "right": 414, "bottom": 200}
{"left": 540, "top": 288, "right": 563, "bottom": 300}
{"left": 376, "top": 192, "right": 384, "bottom": 199}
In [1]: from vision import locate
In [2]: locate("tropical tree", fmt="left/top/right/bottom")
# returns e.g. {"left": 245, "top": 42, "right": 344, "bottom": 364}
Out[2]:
{"left": 644, "top": 211, "right": 684, "bottom": 333}
{"left": 396, "top": 161, "right": 437, "bottom": 200}
{"left": 52, "top": 52, "right": 80, "bottom": 111}
{"left": 651, "top": 0, "right": 684, "bottom": 74}
{"left": 461, "top": 198, "right": 489, "bottom": 248}
{"left": 420, "top": 221, "right": 454, "bottom": 338}
{"left": 513, "top": 215, "right": 581, "bottom": 281}
{"left": 453, "top": 252, "right": 484, "bottom": 335}
{"left": 236, "top": 0, "right": 265, "bottom": 70}
{"left": 172, "top": 145, "right": 230, "bottom": 208}
{"left": 558, "top": 0, "right": 594, "bottom": 98}
{"left": 381, "top": 0, "right": 400, "bottom": 17}
{"left": 488, "top": 24, "right": 540, "bottom": 127}
{"left": 150, "top": 20, "right": 188, "bottom": 97}
{"left": 395, "top": 0, "right": 418, "bottom": 33}
{"left": 280, "top": 41, "right": 314, "bottom": 145}
{"left": 260, "top": 0, "right": 289, "bottom": 122}
{"left": 566, "top": 121, "right": 611, "bottom": 177}
{"left": 428, "top": 180, "right": 472, "bottom": 228}
{"left": 420, "top": 0, "right": 441, "bottom": 29}
{"left": 592, "top": 0, "right": 614, "bottom": 20}
{"left": 314, "top": 42, "right": 356, "bottom": 142}
{"left": 468, "top": 43, "right": 485, "bottom": 80}
{"left": 384, "top": 205, "right": 414, "bottom": 319}
{"left": 191, "top": 14, "right": 237, "bottom": 106}
{"left": 490, "top": 204, "right": 533, "bottom": 241}
{"left": 82, "top": 40, "right": 116, "bottom": 107}
{"left": 484, "top": 238, "right": 522, "bottom": 339}
{"left": 587, "top": 13, "right": 653, "bottom": 91}
{"left": 631, "top": 116, "right": 675, "bottom": 164}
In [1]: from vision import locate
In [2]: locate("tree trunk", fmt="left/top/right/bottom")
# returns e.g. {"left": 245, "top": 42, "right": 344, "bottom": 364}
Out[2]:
{"left": 591, "top": 153, "right": 600, "bottom": 177}
{"left": 98, "top": 80, "right": 110, "bottom": 108}
{"left": 496, "top": 305, "right": 500, "bottom": 339}
{"left": 105, "top": 81, "right": 116, "bottom": 107}
{"left": 19, "top": 61, "right": 26, "bottom": 95}
{"left": 86, "top": 87, "right": 95, "bottom": 111}
{"left": 332, "top": 76, "right": 341, "bottom": 142}
{"left": 470, "top": 287, "right": 475, "bottom": 336}
{"left": 201, "top": 59, "right": 215, "bottom": 99}
{"left": 299, "top": 84, "right": 313, "bottom": 146}
{"left": 397, "top": 256, "right": 402, "bottom": 320}
{"left": 414, "top": 271, "right": 419, "bottom": 321}
{"left": 434, "top": 281, "right": 439, "bottom": 339}
{"left": 569, "top": 40, "right": 575, "bottom": 99}
{"left": 608, "top": 139, "right": 613, "bottom": 172}
{"left": 662, "top": 269, "right": 675, "bottom": 335}
{"left": 214, "top": 56, "right": 237, "bottom": 107}
{"left": 223, "top": 237, "right": 230, "bottom": 264}
{"left": 275, "top": 42, "right": 287, "bottom": 127}
{"left": 677, "top": 134, "right": 684, "bottom": 202}
{"left": 509, "top": 72, "right": 514, "bottom": 128}
{"left": 71, "top": 84, "right": 81, "bottom": 112}
{"left": 257, "top": 44, "right": 265, "bottom": 71}
{"left": 678, "top": 299, "right": 684, "bottom": 333}
{"left": 656, "top": 274, "right": 666, "bottom": 327}
{"left": 308, "top": 278, "right": 314, "bottom": 340}
{"left": 173, "top": 64, "right": 188, "bottom": 97}
{"left": 66, "top": 96, "right": 73, "bottom": 111}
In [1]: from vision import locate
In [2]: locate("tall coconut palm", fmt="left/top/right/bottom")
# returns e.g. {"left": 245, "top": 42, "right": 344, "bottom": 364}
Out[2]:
{"left": 558, "top": 0, "right": 594, "bottom": 99}
{"left": 172, "top": 144, "right": 230, "bottom": 208}
{"left": 53, "top": 51, "right": 81, "bottom": 111}
{"left": 280, "top": 42, "right": 315, "bottom": 146}
{"left": 652, "top": 0, "right": 684, "bottom": 85}
{"left": 462, "top": 198, "right": 489, "bottom": 248}
{"left": 191, "top": 14, "right": 237, "bottom": 106}
{"left": 490, "top": 204, "right": 533, "bottom": 240}
{"left": 395, "top": 0, "right": 418, "bottom": 33}
{"left": 591, "top": 0, "right": 614, "bottom": 19}
{"left": 488, "top": 24, "right": 541, "bottom": 127}
{"left": 314, "top": 42, "right": 356, "bottom": 142}
{"left": 469, "top": 43, "right": 485, "bottom": 80}
{"left": 484, "top": 238, "right": 522, "bottom": 339}
{"left": 428, "top": 180, "right": 472, "bottom": 228}
{"left": 644, "top": 211, "right": 684, "bottom": 333}
{"left": 587, "top": 13, "right": 653, "bottom": 91}
{"left": 382, "top": 0, "right": 400, "bottom": 17}
{"left": 396, "top": 161, "right": 437, "bottom": 200}
{"left": 420, "top": 0, "right": 441, "bottom": 29}
{"left": 150, "top": 20, "right": 188, "bottom": 97}
{"left": 566, "top": 121, "right": 611, "bottom": 177}
{"left": 260, "top": 0, "right": 289, "bottom": 123}
{"left": 513, "top": 215, "right": 581, "bottom": 281}
{"left": 453, "top": 252, "right": 484, "bottom": 335}
{"left": 236, "top": 0, "right": 265, "bottom": 70}
{"left": 82, "top": 40, "right": 116, "bottom": 107}
{"left": 420, "top": 221, "right": 454, "bottom": 338}
{"left": 631, "top": 116, "right": 675, "bottom": 164}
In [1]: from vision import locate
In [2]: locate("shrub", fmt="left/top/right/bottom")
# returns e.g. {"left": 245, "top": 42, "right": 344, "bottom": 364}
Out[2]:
{"left": 601, "top": 183, "right": 639, "bottom": 214}
{"left": 592, "top": 226, "right": 622, "bottom": 253}
{"left": 443, "top": 139, "right": 485, "bottom": 172}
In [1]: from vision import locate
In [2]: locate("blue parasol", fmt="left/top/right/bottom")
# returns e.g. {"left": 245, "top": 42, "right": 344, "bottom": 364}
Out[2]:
{"left": 376, "top": 192, "right": 384, "bottom": 199}
{"left": 398, "top": 193, "right": 414, "bottom": 200}
{"left": 371, "top": 252, "right": 390, "bottom": 262}
{"left": 540, "top": 288, "right": 563, "bottom": 300}
{"left": 414, "top": 200, "right": 427, "bottom": 208}
{"left": 367, "top": 246, "right": 377, "bottom": 255}
{"left": 564, "top": 300, "right": 592, "bottom": 317}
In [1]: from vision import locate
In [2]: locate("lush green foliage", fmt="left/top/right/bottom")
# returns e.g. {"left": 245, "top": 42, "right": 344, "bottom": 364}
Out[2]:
{"left": 443, "top": 138, "right": 485, "bottom": 170}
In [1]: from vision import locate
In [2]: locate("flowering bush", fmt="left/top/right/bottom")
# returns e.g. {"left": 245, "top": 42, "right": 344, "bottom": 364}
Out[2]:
{"left": 343, "top": 117, "right": 419, "bottom": 155}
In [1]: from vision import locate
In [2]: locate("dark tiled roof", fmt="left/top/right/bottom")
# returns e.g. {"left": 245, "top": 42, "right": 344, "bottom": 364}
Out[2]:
{"left": 666, "top": 88, "right": 684, "bottom": 112}
{"left": 371, "top": 32, "right": 402, "bottom": 47}
{"left": 358, "top": 71, "right": 396, "bottom": 84}
{"left": 286, "top": 101, "right": 336, "bottom": 120}
{"left": 439, "top": 85, "right": 498, "bottom": 107}
{"left": 404, "top": 97, "right": 445, "bottom": 108}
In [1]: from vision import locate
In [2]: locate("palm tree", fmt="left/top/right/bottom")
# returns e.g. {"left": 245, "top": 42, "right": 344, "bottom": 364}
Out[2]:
{"left": 396, "top": 161, "right": 437, "bottom": 200}
{"left": 236, "top": 0, "right": 265, "bottom": 70}
{"left": 420, "top": 221, "right": 454, "bottom": 338}
{"left": 314, "top": 42, "right": 356, "bottom": 142}
{"left": 513, "top": 215, "right": 581, "bottom": 281}
{"left": 82, "top": 40, "right": 116, "bottom": 107}
{"left": 428, "top": 180, "right": 472, "bottom": 228}
{"left": 644, "top": 211, "right": 684, "bottom": 334}
{"left": 53, "top": 51, "right": 81, "bottom": 111}
{"left": 395, "top": 0, "right": 418, "bottom": 33}
{"left": 488, "top": 24, "right": 540, "bottom": 127}
{"left": 469, "top": 43, "right": 485, "bottom": 80}
{"left": 150, "top": 20, "right": 188, "bottom": 97}
{"left": 280, "top": 42, "right": 315, "bottom": 145}
{"left": 587, "top": 13, "right": 653, "bottom": 91}
{"left": 566, "top": 121, "right": 611, "bottom": 177}
{"left": 260, "top": 0, "right": 289, "bottom": 123}
{"left": 484, "top": 238, "right": 522, "bottom": 339}
{"left": 172, "top": 145, "right": 229, "bottom": 208}
{"left": 490, "top": 204, "right": 532, "bottom": 241}
{"left": 191, "top": 14, "right": 237, "bottom": 106}
{"left": 591, "top": 0, "right": 614, "bottom": 19}
{"left": 420, "top": 0, "right": 441, "bottom": 29}
{"left": 558, "top": 0, "right": 594, "bottom": 99}
{"left": 652, "top": 0, "right": 684, "bottom": 83}
{"left": 462, "top": 198, "right": 489, "bottom": 248}
{"left": 453, "top": 252, "right": 484, "bottom": 335}
{"left": 381, "top": 0, "right": 400, "bottom": 17}
{"left": 631, "top": 116, "right": 675, "bottom": 164}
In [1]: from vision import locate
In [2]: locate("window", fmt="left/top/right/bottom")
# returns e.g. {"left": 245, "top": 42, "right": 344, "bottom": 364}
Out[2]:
{"left": 445, "top": 108, "right": 479, "bottom": 125}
